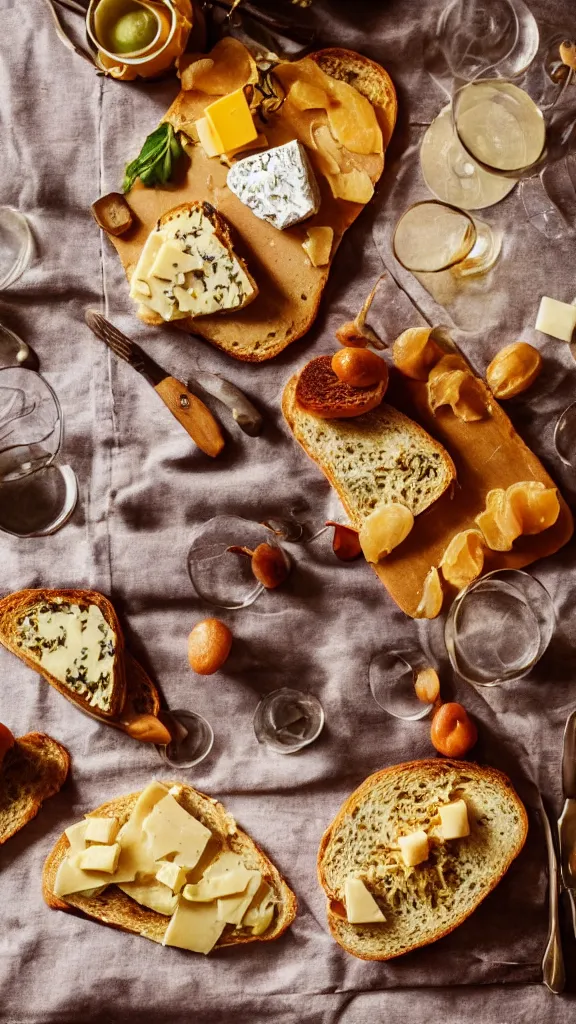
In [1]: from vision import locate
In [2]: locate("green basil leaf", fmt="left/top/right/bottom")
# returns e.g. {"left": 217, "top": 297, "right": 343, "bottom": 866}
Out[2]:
{"left": 122, "top": 122, "right": 181, "bottom": 193}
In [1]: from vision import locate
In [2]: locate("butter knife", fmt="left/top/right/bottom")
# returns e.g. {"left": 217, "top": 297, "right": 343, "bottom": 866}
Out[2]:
{"left": 558, "top": 707, "right": 576, "bottom": 935}
{"left": 85, "top": 311, "right": 225, "bottom": 458}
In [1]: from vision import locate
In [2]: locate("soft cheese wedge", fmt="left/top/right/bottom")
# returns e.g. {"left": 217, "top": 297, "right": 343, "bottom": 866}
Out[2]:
{"left": 43, "top": 782, "right": 296, "bottom": 955}
{"left": 129, "top": 201, "right": 258, "bottom": 321}
{"left": 318, "top": 760, "right": 527, "bottom": 961}
{"left": 0, "top": 589, "right": 126, "bottom": 719}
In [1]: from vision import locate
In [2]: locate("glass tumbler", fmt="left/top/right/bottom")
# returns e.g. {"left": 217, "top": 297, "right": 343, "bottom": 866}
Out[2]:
{"left": 253, "top": 688, "right": 324, "bottom": 754}
{"left": 369, "top": 648, "right": 438, "bottom": 721}
{"left": 0, "top": 366, "right": 78, "bottom": 536}
{"left": 445, "top": 569, "right": 555, "bottom": 686}
{"left": 0, "top": 208, "right": 34, "bottom": 290}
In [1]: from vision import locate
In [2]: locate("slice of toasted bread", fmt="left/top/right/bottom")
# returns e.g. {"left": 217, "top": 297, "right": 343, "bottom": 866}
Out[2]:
{"left": 0, "top": 589, "right": 126, "bottom": 720}
{"left": 0, "top": 733, "right": 70, "bottom": 844}
{"left": 295, "top": 355, "right": 386, "bottom": 418}
{"left": 283, "top": 374, "right": 456, "bottom": 523}
{"left": 107, "top": 45, "right": 397, "bottom": 361}
{"left": 318, "top": 759, "right": 527, "bottom": 961}
{"left": 43, "top": 783, "right": 297, "bottom": 950}
{"left": 135, "top": 200, "right": 259, "bottom": 326}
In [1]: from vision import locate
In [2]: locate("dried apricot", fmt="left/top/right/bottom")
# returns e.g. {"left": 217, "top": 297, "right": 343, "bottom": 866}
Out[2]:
{"left": 188, "top": 619, "right": 233, "bottom": 675}
{"left": 392, "top": 328, "right": 443, "bottom": 381}
{"left": 331, "top": 349, "right": 388, "bottom": 388}
{"left": 507, "top": 481, "right": 560, "bottom": 535}
{"left": 414, "top": 667, "right": 441, "bottom": 704}
{"left": 359, "top": 503, "right": 414, "bottom": 563}
{"left": 431, "top": 702, "right": 477, "bottom": 758}
{"left": 475, "top": 488, "right": 521, "bottom": 551}
{"left": 414, "top": 567, "right": 444, "bottom": 619}
{"left": 486, "top": 342, "right": 542, "bottom": 399}
{"left": 440, "top": 530, "right": 485, "bottom": 590}
{"left": 428, "top": 369, "right": 489, "bottom": 422}
{"left": 326, "top": 521, "right": 362, "bottom": 561}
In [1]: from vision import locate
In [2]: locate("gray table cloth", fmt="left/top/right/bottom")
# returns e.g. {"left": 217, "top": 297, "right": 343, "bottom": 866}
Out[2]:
{"left": 2, "top": 0, "right": 576, "bottom": 1020}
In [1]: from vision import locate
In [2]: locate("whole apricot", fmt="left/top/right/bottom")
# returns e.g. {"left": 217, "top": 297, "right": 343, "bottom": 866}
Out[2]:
{"left": 430, "top": 702, "right": 478, "bottom": 758}
{"left": 120, "top": 713, "right": 172, "bottom": 745}
{"left": 0, "top": 723, "right": 15, "bottom": 763}
{"left": 188, "top": 619, "right": 233, "bottom": 675}
{"left": 331, "top": 348, "right": 388, "bottom": 389}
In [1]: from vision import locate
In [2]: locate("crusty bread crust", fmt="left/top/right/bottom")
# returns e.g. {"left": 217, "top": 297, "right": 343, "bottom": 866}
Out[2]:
{"left": 43, "top": 783, "right": 297, "bottom": 951}
{"left": 295, "top": 355, "right": 386, "bottom": 418}
{"left": 110, "top": 47, "right": 397, "bottom": 362}
{"left": 0, "top": 589, "right": 126, "bottom": 719}
{"left": 282, "top": 374, "right": 456, "bottom": 528}
{"left": 317, "top": 759, "right": 528, "bottom": 961}
{"left": 0, "top": 733, "right": 70, "bottom": 845}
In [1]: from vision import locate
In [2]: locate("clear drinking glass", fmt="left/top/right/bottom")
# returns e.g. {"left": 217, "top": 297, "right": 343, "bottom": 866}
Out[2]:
{"left": 155, "top": 709, "right": 214, "bottom": 769}
{"left": 0, "top": 209, "right": 34, "bottom": 290}
{"left": 187, "top": 514, "right": 287, "bottom": 610}
{"left": 369, "top": 649, "right": 437, "bottom": 721}
{"left": 393, "top": 201, "right": 501, "bottom": 278}
{"left": 253, "top": 688, "right": 324, "bottom": 754}
{"left": 0, "top": 366, "right": 78, "bottom": 536}
{"left": 554, "top": 402, "right": 576, "bottom": 469}
{"left": 445, "top": 569, "right": 555, "bottom": 686}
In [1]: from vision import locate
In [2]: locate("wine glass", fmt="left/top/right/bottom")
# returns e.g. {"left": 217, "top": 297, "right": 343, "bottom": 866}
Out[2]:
{"left": 0, "top": 367, "right": 78, "bottom": 536}
{"left": 393, "top": 200, "right": 501, "bottom": 282}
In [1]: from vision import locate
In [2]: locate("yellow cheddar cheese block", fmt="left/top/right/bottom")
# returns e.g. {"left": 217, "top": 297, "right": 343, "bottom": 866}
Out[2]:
{"left": 204, "top": 87, "right": 257, "bottom": 154}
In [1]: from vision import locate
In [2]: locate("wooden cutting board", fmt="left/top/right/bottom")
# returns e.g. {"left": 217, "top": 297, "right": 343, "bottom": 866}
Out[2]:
{"left": 373, "top": 370, "right": 574, "bottom": 617}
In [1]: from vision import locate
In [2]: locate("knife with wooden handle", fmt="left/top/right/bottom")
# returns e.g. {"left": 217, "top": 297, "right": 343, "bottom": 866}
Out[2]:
{"left": 85, "top": 310, "right": 225, "bottom": 458}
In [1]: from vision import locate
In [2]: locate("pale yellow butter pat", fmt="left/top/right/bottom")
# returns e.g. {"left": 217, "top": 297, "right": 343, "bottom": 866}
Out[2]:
{"left": 85, "top": 817, "right": 120, "bottom": 845}
{"left": 156, "top": 860, "right": 188, "bottom": 894}
{"left": 78, "top": 842, "right": 120, "bottom": 874}
{"left": 398, "top": 830, "right": 429, "bottom": 867}
{"left": 344, "top": 877, "right": 385, "bottom": 924}
{"left": 438, "top": 799, "right": 470, "bottom": 840}
{"left": 535, "top": 296, "right": 576, "bottom": 342}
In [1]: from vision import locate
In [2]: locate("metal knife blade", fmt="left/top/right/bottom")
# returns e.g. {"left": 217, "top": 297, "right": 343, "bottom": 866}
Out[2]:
{"left": 558, "top": 708, "right": 576, "bottom": 935}
{"left": 85, "top": 310, "right": 167, "bottom": 386}
{"left": 85, "top": 310, "right": 225, "bottom": 458}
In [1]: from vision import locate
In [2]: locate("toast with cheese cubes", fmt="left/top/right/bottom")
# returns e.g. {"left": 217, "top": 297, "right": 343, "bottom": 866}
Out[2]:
{"left": 0, "top": 732, "right": 70, "bottom": 844}
{"left": 318, "top": 760, "right": 527, "bottom": 960}
{"left": 43, "top": 781, "right": 297, "bottom": 954}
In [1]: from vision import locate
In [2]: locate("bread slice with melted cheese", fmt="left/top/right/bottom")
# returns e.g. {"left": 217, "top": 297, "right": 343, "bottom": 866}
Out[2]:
{"left": 43, "top": 782, "right": 297, "bottom": 953}
{"left": 282, "top": 375, "right": 456, "bottom": 523}
{"left": 0, "top": 732, "right": 70, "bottom": 844}
{"left": 318, "top": 760, "right": 527, "bottom": 960}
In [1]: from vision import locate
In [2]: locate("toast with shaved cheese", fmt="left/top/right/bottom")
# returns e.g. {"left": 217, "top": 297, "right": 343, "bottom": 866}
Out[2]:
{"left": 318, "top": 760, "right": 527, "bottom": 960}
{"left": 43, "top": 781, "right": 297, "bottom": 954}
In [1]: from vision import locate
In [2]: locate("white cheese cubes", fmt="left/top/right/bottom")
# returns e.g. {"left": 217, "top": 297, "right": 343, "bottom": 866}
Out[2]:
{"left": 535, "top": 296, "right": 576, "bottom": 342}
{"left": 156, "top": 861, "right": 188, "bottom": 894}
{"left": 227, "top": 140, "right": 320, "bottom": 230}
{"left": 85, "top": 816, "right": 120, "bottom": 845}
{"left": 398, "top": 830, "right": 429, "bottom": 867}
{"left": 78, "top": 843, "right": 121, "bottom": 874}
{"left": 129, "top": 204, "right": 256, "bottom": 321}
{"left": 438, "top": 799, "right": 470, "bottom": 840}
{"left": 344, "top": 877, "right": 385, "bottom": 924}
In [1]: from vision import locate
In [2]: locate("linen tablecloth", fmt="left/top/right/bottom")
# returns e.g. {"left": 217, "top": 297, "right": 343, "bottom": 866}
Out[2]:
{"left": 2, "top": 0, "right": 576, "bottom": 1020}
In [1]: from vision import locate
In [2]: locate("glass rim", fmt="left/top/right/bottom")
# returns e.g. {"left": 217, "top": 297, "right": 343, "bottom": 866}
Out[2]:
{"left": 445, "top": 568, "right": 555, "bottom": 686}
{"left": 392, "top": 199, "right": 477, "bottom": 273}
{"left": 452, "top": 79, "right": 547, "bottom": 177}
{"left": 554, "top": 402, "right": 576, "bottom": 467}
{"left": 369, "top": 648, "right": 436, "bottom": 720}
{"left": 0, "top": 365, "right": 63, "bottom": 482}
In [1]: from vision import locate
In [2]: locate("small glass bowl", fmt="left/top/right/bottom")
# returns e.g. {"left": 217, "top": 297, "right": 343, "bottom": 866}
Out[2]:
{"left": 253, "top": 688, "right": 324, "bottom": 754}
{"left": 369, "top": 648, "right": 437, "bottom": 721}
{"left": 156, "top": 709, "right": 214, "bottom": 769}
{"left": 187, "top": 514, "right": 287, "bottom": 610}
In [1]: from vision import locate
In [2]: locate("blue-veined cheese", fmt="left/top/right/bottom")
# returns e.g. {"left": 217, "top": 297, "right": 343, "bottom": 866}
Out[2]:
{"left": 226, "top": 140, "right": 320, "bottom": 230}
{"left": 129, "top": 204, "right": 256, "bottom": 321}
{"left": 16, "top": 600, "right": 116, "bottom": 713}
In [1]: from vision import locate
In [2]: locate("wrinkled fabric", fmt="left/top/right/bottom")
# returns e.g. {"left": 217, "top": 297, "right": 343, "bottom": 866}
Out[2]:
{"left": 1, "top": 0, "right": 576, "bottom": 1020}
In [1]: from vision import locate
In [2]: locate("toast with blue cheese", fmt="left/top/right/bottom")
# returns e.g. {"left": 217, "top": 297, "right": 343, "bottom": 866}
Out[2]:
{"left": 43, "top": 781, "right": 297, "bottom": 954}
{"left": 318, "top": 760, "right": 527, "bottom": 960}
{"left": 0, "top": 589, "right": 126, "bottom": 720}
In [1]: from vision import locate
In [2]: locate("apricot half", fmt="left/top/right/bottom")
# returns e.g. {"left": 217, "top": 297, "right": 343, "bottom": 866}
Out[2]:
{"left": 431, "top": 702, "right": 478, "bottom": 758}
